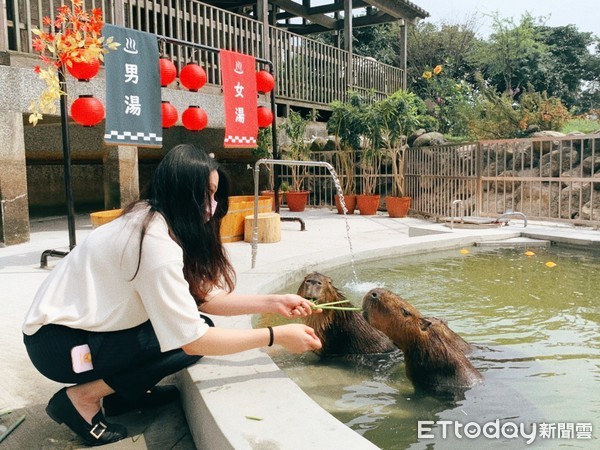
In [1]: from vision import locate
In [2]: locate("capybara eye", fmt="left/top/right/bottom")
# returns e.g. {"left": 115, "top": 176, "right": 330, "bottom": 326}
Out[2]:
{"left": 402, "top": 308, "right": 411, "bottom": 317}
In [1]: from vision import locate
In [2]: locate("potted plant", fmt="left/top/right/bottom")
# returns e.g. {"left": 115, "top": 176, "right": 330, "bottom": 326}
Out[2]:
{"left": 280, "top": 110, "right": 311, "bottom": 212}
{"left": 376, "top": 90, "right": 425, "bottom": 217}
{"left": 254, "top": 127, "right": 282, "bottom": 211}
{"left": 356, "top": 147, "right": 383, "bottom": 215}
{"left": 356, "top": 97, "right": 384, "bottom": 215}
{"left": 327, "top": 98, "right": 360, "bottom": 214}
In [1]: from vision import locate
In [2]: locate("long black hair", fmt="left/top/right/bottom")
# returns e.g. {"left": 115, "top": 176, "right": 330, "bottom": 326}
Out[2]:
{"left": 124, "top": 144, "right": 235, "bottom": 302}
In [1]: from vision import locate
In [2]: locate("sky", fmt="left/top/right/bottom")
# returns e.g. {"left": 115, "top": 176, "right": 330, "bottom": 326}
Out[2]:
{"left": 412, "top": 0, "right": 599, "bottom": 38}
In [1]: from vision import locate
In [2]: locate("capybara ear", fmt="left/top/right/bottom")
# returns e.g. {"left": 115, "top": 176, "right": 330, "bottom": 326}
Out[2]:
{"left": 419, "top": 318, "right": 432, "bottom": 331}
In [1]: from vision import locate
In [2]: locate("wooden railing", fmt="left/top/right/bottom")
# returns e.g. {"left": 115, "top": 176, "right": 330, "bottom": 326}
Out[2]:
{"left": 406, "top": 135, "right": 600, "bottom": 226}
{"left": 1, "top": 0, "right": 404, "bottom": 108}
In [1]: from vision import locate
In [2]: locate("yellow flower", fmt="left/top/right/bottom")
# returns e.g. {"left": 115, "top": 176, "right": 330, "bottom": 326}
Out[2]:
{"left": 433, "top": 65, "right": 443, "bottom": 75}
{"left": 422, "top": 71, "right": 432, "bottom": 80}
{"left": 545, "top": 261, "right": 557, "bottom": 268}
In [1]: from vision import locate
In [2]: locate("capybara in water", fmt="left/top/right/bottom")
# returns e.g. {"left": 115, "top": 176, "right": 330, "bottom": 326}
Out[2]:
{"left": 297, "top": 273, "right": 397, "bottom": 357}
{"left": 362, "top": 288, "right": 482, "bottom": 394}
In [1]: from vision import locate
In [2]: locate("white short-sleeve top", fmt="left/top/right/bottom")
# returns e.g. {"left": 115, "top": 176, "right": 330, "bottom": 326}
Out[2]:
{"left": 22, "top": 205, "right": 210, "bottom": 352}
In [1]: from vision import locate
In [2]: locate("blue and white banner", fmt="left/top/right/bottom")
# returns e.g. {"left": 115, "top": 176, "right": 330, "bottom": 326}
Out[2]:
{"left": 103, "top": 24, "right": 162, "bottom": 147}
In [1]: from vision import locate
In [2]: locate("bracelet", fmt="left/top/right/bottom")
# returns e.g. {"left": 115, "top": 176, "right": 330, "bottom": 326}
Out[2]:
{"left": 267, "top": 326, "right": 274, "bottom": 347}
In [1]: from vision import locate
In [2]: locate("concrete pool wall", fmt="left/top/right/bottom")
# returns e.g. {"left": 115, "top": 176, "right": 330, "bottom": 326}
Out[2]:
{"left": 177, "top": 210, "right": 600, "bottom": 449}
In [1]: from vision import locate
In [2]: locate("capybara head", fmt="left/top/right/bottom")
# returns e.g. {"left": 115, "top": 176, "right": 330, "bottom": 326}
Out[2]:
{"left": 362, "top": 288, "right": 430, "bottom": 351}
{"left": 362, "top": 288, "right": 482, "bottom": 392}
{"left": 297, "top": 272, "right": 345, "bottom": 305}
{"left": 297, "top": 273, "right": 397, "bottom": 356}
{"left": 297, "top": 272, "right": 350, "bottom": 332}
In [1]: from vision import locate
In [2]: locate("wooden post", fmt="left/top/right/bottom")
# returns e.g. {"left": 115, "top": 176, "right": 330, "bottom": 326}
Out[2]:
{"left": 399, "top": 20, "right": 407, "bottom": 90}
{"left": 244, "top": 212, "right": 281, "bottom": 243}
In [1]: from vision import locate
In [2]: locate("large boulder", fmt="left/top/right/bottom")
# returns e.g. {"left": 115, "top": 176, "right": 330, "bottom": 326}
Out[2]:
{"left": 309, "top": 136, "right": 328, "bottom": 151}
{"left": 529, "top": 130, "right": 566, "bottom": 139}
{"left": 582, "top": 155, "right": 600, "bottom": 174}
{"left": 559, "top": 184, "right": 592, "bottom": 219}
{"left": 580, "top": 195, "right": 600, "bottom": 221}
{"left": 411, "top": 132, "right": 446, "bottom": 148}
{"left": 407, "top": 128, "right": 426, "bottom": 147}
{"left": 539, "top": 149, "right": 580, "bottom": 177}
{"left": 515, "top": 182, "right": 561, "bottom": 218}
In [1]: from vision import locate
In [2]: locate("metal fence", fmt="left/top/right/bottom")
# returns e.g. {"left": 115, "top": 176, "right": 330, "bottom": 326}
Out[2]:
{"left": 282, "top": 134, "right": 600, "bottom": 227}
{"left": 1, "top": 0, "right": 404, "bottom": 108}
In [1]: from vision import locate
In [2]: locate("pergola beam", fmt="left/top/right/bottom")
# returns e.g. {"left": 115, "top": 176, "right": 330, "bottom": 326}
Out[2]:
{"left": 270, "top": 0, "right": 337, "bottom": 28}
{"left": 362, "top": 0, "right": 428, "bottom": 23}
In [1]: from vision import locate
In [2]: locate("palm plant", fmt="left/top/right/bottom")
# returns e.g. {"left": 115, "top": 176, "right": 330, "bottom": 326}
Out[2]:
{"left": 280, "top": 110, "right": 311, "bottom": 191}
{"left": 373, "top": 90, "right": 424, "bottom": 197}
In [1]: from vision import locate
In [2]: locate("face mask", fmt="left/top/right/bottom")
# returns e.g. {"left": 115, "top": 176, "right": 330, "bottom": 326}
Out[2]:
{"left": 204, "top": 198, "right": 218, "bottom": 222}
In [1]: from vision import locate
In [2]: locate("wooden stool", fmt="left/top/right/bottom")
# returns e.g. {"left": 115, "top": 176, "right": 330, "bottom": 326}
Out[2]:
{"left": 244, "top": 212, "right": 281, "bottom": 243}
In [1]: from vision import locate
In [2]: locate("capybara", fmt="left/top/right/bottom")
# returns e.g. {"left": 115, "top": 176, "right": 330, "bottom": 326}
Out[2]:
{"left": 297, "top": 273, "right": 397, "bottom": 357}
{"left": 362, "top": 288, "right": 482, "bottom": 394}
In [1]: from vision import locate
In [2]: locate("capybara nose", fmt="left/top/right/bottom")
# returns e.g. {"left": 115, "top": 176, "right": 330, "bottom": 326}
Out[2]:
{"left": 368, "top": 289, "right": 381, "bottom": 300}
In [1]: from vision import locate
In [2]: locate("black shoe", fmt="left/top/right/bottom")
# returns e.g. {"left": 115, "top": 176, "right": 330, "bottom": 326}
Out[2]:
{"left": 103, "top": 385, "right": 180, "bottom": 417}
{"left": 46, "top": 387, "right": 128, "bottom": 446}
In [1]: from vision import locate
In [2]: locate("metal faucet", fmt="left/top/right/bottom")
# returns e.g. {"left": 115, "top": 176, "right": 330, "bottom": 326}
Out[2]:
{"left": 450, "top": 199, "right": 464, "bottom": 230}
{"left": 497, "top": 210, "right": 528, "bottom": 227}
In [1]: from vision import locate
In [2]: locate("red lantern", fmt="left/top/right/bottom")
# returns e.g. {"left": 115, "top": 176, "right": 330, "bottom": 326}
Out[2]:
{"left": 159, "top": 58, "right": 177, "bottom": 87}
{"left": 257, "top": 106, "right": 273, "bottom": 128}
{"left": 179, "top": 64, "right": 207, "bottom": 92}
{"left": 67, "top": 58, "right": 100, "bottom": 81}
{"left": 256, "top": 70, "right": 275, "bottom": 93}
{"left": 161, "top": 101, "right": 178, "bottom": 128}
{"left": 182, "top": 106, "right": 208, "bottom": 131}
{"left": 70, "top": 95, "right": 105, "bottom": 126}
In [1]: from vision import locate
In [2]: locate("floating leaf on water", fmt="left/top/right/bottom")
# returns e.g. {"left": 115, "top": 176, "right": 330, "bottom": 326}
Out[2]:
{"left": 524, "top": 251, "right": 535, "bottom": 256}
{"left": 545, "top": 261, "right": 557, "bottom": 268}
{"left": 459, "top": 249, "right": 470, "bottom": 255}
{"left": 245, "top": 415, "right": 263, "bottom": 421}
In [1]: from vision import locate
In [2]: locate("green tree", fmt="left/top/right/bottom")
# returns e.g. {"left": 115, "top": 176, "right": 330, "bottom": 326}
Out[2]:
{"left": 531, "top": 25, "right": 599, "bottom": 110}
{"left": 475, "top": 12, "right": 547, "bottom": 95}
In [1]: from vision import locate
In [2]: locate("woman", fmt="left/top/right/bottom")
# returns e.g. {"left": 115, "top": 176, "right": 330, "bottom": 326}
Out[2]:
{"left": 23, "top": 144, "right": 321, "bottom": 446}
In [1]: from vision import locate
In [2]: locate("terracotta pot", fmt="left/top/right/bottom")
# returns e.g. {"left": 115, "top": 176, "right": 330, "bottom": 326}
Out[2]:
{"left": 286, "top": 190, "right": 310, "bottom": 212}
{"left": 334, "top": 194, "right": 357, "bottom": 214}
{"left": 356, "top": 194, "right": 380, "bottom": 216}
{"left": 261, "top": 190, "right": 284, "bottom": 211}
{"left": 386, "top": 196, "right": 411, "bottom": 218}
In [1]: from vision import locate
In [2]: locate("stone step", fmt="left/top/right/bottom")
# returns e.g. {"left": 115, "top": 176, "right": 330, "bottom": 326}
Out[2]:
{"left": 475, "top": 237, "right": 550, "bottom": 248}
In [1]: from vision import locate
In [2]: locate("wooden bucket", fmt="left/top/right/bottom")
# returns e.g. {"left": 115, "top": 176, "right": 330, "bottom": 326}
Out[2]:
{"left": 220, "top": 196, "right": 272, "bottom": 243}
{"left": 89, "top": 209, "right": 123, "bottom": 228}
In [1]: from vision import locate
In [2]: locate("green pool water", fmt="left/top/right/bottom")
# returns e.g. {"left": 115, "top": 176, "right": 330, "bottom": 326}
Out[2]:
{"left": 258, "top": 244, "right": 600, "bottom": 449}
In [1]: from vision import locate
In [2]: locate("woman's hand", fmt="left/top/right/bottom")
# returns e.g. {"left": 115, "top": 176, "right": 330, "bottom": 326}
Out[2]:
{"left": 272, "top": 294, "right": 316, "bottom": 319}
{"left": 273, "top": 324, "right": 322, "bottom": 354}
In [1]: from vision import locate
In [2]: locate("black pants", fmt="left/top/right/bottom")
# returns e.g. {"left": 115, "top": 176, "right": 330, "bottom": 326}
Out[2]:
{"left": 23, "top": 320, "right": 206, "bottom": 401}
